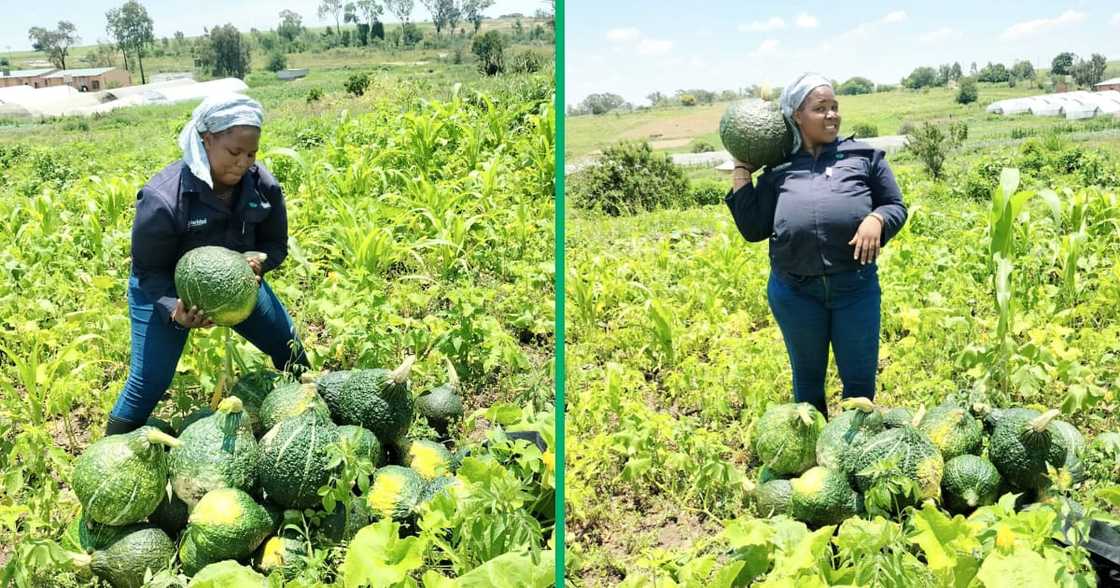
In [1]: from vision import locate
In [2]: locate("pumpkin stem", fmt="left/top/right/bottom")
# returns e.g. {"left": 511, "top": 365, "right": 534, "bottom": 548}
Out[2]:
{"left": 217, "top": 396, "right": 244, "bottom": 414}
{"left": 797, "top": 404, "right": 813, "bottom": 427}
{"left": 912, "top": 405, "right": 927, "bottom": 428}
{"left": 391, "top": 355, "right": 417, "bottom": 384}
{"left": 69, "top": 552, "right": 92, "bottom": 568}
{"left": 1030, "top": 409, "right": 1061, "bottom": 433}
{"left": 145, "top": 428, "right": 182, "bottom": 449}
{"left": 445, "top": 357, "right": 460, "bottom": 392}
{"left": 841, "top": 396, "right": 876, "bottom": 413}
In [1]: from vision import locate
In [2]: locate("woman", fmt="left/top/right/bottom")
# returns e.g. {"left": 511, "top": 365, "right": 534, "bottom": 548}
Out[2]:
{"left": 725, "top": 73, "right": 907, "bottom": 418}
{"left": 105, "top": 94, "right": 310, "bottom": 435}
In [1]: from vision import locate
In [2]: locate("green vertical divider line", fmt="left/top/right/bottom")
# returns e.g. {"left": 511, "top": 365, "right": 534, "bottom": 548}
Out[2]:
{"left": 554, "top": 0, "right": 566, "bottom": 584}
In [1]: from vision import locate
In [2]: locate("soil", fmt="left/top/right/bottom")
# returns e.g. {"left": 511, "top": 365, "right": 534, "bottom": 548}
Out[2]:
{"left": 618, "top": 108, "right": 724, "bottom": 144}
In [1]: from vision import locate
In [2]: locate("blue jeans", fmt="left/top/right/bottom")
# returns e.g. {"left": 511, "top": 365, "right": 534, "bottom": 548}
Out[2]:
{"left": 766, "top": 264, "right": 881, "bottom": 417}
{"left": 109, "top": 274, "right": 309, "bottom": 425}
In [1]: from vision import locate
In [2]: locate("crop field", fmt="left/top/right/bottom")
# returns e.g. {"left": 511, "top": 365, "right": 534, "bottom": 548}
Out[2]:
{"left": 0, "top": 41, "right": 557, "bottom": 586}
{"left": 565, "top": 89, "right": 1120, "bottom": 584}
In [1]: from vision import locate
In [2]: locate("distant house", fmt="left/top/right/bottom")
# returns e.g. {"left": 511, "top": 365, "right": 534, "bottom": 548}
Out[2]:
{"left": 1095, "top": 78, "right": 1120, "bottom": 92}
{"left": 40, "top": 67, "right": 131, "bottom": 92}
{"left": 0, "top": 68, "right": 58, "bottom": 88}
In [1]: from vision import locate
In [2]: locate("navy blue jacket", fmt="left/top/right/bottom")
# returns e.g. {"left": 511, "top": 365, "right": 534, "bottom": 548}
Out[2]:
{"left": 725, "top": 136, "right": 908, "bottom": 276}
{"left": 131, "top": 160, "right": 288, "bottom": 325}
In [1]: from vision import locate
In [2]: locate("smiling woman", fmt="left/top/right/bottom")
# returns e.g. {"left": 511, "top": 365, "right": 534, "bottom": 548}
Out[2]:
{"left": 726, "top": 72, "right": 908, "bottom": 417}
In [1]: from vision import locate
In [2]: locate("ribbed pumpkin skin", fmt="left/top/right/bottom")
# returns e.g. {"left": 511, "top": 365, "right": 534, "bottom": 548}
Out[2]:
{"left": 919, "top": 406, "right": 983, "bottom": 460}
{"left": 173, "top": 245, "right": 258, "bottom": 327}
{"left": 316, "top": 370, "right": 353, "bottom": 419}
{"left": 259, "top": 382, "right": 330, "bottom": 432}
{"left": 88, "top": 525, "right": 175, "bottom": 588}
{"left": 416, "top": 383, "right": 464, "bottom": 427}
{"left": 719, "top": 99, "right": 794, "bottom": 169}
{"left": 942, "top": 455, "right": 1002, "bottom": 514}
{"left": 789, "top": 466, "right": 859, "bottom": 526}
{"left": 849, "top": 426, "right": 944, "bottom": 500}
{"left": 169, "top": 402, "right": 259, "bottom": 507}
{"left": 257, "top": 411, "right": 339, "bottom": 509}
{"left": 179, "top": 488, "right": 273, "bottom": 576}
{"left": 337, "top": 369, "right": 414, "bottom": 444}
{"left": 338, "top": 425, "right": 382, "bottom": 467}
{"left": 1050, "top": 419, "right": 1087, "bottom": 482}
{"left": 883, "top": 407, "right": 914, "bottom": 428}
{"left": 230, "top": 370, "right": 281, "bottom": 435}
{"left": 72, "top": 427, "right": 176, "bottom": 526}
{"left": 817, "top": 409, "right": 884, "bottom": 470}
{"left": 990, "top": 414, "right": 1063, "bottom": 491}
{"left": 753, "top": 479, "right": 793, "bottom": 517}
{"left": 752, "top": 403, "right": 825, "bottom": 476}
{"left": 366, "top": 465, "right": 425, "bottom": 522}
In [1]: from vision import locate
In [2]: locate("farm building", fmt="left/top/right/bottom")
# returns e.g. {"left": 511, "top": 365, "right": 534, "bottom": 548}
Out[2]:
{"left": 1095, "top": 78, "right": 1120, "bottom": 92}
{"left": 0, "top": 68, "right": 57, "bottom": 88}
{"left": 987, "top": 91, "right": 1120, "bottom": 120}
{"left": 39, "top": 68, "right": 131, "bottom": 92}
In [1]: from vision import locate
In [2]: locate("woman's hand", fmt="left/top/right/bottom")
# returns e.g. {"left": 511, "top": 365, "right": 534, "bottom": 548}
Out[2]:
{"left": 848, "top": 215, "right": 884, "bottom": 264}
{"left": 731, "top": 158, "right": 755, "bottom": 191}
{"left": 246, "top": 258, "right": 263, "bottom": 284}
{"left": 172, "top": 300, "right": 214, "bottom": 328}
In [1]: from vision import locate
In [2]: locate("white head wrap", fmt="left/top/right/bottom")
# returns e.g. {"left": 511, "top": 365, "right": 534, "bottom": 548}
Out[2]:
{"left": 778, "top": 73, "right": 833, "bottom": 155}
{"left": 177, "top": 93, "right": 264, "bottom": 189}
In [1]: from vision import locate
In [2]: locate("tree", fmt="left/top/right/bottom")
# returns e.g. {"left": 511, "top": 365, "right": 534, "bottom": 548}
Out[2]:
{"left": 461, "top": 0, "right": 494, "bottom": 34}
{"left": 902, "top": 66, "right": 938, "bottom": 89}
{"left": 318, "top": 0, "right": 344, "bottom": 32}
{"left": 936, "top": 64, "right": 951, "bottom": 86}
{"left": 646, "top": 91, "right": 665, "bottom": 106}
{"left": 106, "top": 1, "right": 154, "bottom": 84}
{"left": 385, "top": 0, "right": 414, "bottom": 24}
{"left": 471, "top": 30, "right": 504, "bottom": 75}
{"left": 969, "top": 62, "right": 977, "bottom": 76}
{"left": 28, "top": 21, "right": 79, "bottom": 69}
{"left": 1051, "top": 52, "right": 1075, "bottom": 76}
{"left": 355, "top": 0, "right": 383, "bottom": 44}
{"left": 838, "top": 76, "right": 874, "bottom": 95}
{"left": 977, "top": 62, "right": 1010, "bottom": 83}
{"left": 1071, "top": 53, "right": 1108, "bottom": 88}
{"left": 278, "top": 10, "right": 304, "bottom": 43}
{"left": 580, "top": 93, "right": 625, "bottom": 115}
{"left": 1011, "top": 60, "right": 1035, "bottom": 80}
{"left": 420, "top": 0, "right": 458, "bottom": 36}
{"left": 956, "top": 77, "right": 977, "bottom": 104}
{"left": 950, "top": 62, "right": 962, "bottom": 81}
{"left": 195, "top": 23, "right": 251, "bottom": 79}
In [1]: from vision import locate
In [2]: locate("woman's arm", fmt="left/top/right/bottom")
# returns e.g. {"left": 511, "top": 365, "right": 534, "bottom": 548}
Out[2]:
{"left": 131, "top": 188, "right": 181, "bottom": 325}
{"left": 724, "top": 162, "right": 777, "bottom": 243}
{"left": 868, "top": 152, "right": 908, "bottom": 246}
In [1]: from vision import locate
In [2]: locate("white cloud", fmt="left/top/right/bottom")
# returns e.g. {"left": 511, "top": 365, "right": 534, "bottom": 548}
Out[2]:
{"left": 606, "top": 27, "right": 641, "bottom": 42}
{"left": 750, "top": 39, "right": 780, "bottom": 57}
{"left": 637, "top": 38, "right": 673, "bottom": 56}
{"left": 795, "top": 12, "right": 819, "bottom": 29}
{"left": 882, "top": 10, "right": 908, "bottom": 24}
{"left": 739, "top": 17, "right": 785, "bottom": 32}
{"left": 918, "top": 27, "right": 960, "bottom": 43}
{"left": 1111, "top": 13, "right": 1120, "bottom": 27}
{"left": 1001, "top": 10, "right": 1086, "bottom": 41}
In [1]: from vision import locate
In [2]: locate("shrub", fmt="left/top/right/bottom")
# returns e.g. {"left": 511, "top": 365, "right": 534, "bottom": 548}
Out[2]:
{"left": 949, "top": 121, "right": 969, "bottom": 144}
{"left": 898, "top": 121, "right": 916, "bottom": 136}
{"left": 689, "top": 179, "right": 727, "bottom": 206}
{"left": 905, "top": 122, "right": 955, "bottom": 179}
{"left": 306, "top": 87, "right": 323, "bottom": 103}
{"left": 345, "top": 73, "right": 371, "bottom": 97}
{"left": 472, "top": 31, "right": 505, "bottom": 76}
{"left": 690, "top": 139, "right": 717, "bottom": 153}
{"left": 570, "top": 141, "right": 689, "bottom": 215}
{"left": 401, "top": 23, "right": 423, "bottom": 46}
{"left": 508, "top": 50, "right": 546, "bottom": 74}
{"left": 266, "top": 51, "right": 288, "bottom": 73}
{"left": 957, "top": 78, "right": 978, "bottom": 104}
{"left": 679, "top": 94, "right": 697, "bottom": 107}
{"left": 850, "top": 122, "right": 879, "bottom": 138}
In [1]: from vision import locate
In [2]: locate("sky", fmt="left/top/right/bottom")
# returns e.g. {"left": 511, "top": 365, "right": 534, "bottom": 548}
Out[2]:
{"left": 1, "top": 0, "right": 550, "bottom": 53}
{"left": 566, "top": 0, "right": 1120, "bottom": 107}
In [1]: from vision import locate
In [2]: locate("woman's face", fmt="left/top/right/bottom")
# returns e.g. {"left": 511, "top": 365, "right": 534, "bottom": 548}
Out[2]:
{"left": 202, "top": 125, "right": 260, "bottom": 189}
{"left": 794, "top": 86, "right": 841, "bottom": 146}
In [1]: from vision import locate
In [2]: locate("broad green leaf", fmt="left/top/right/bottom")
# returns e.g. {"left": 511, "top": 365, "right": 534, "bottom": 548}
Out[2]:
{"left": 1000, "top": 168, "right": 1020, "bottom": 201}
{"left": 835, "top": 516, "right": 900, "bottom": 556}
{"left": 908, "top": 502, "right": 981, "bottom": 588}
{"left": 452, "top": 550, "right": 553, "bottom": 588}
{"left": 187, "top": 560, "right": 267, "bottom": 587}
{"left": 774, "top": 525, "right": 833, "bottom": 576}
{"left": 975, "top": 547, "right": 1060, "bottom": 588}
{"left": 341, "top": 520, "right": 427, "bottom": 588}
{"left": 710, "top": 561, "right": 747, "bottom": 588}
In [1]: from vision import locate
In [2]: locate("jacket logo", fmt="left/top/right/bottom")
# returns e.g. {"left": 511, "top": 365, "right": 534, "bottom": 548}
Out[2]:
{"left": 189, "top": 218, "right": 208, "bottom": 228}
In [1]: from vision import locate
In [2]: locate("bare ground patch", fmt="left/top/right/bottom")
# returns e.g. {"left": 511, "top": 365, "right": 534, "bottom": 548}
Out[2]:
{"left": 619, "top": 108, "right": 724, "bottom": 144}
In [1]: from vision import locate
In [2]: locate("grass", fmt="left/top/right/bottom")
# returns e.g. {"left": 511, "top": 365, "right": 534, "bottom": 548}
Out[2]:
{"left": 565, "top": 82, "right": 1120, "bottom": 160}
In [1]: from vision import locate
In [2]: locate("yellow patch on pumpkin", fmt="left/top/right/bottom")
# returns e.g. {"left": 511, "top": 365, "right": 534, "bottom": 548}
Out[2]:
{"left": 791, "top": 466, "right": 828, "bottom": 495}
{"left": 408, "top": 444, "right": 449, "bottom": 480}
{"left": 190, "top": 488, "right": 243, "bottom": 525}
{"left": 367, "top": 473, "right": 406, "bottom": 516}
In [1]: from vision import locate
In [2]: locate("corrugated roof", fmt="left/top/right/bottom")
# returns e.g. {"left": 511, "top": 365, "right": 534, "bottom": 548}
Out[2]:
{"left": 1095, "top": 78, "right": 1120, "bottom": 87}
{"left": 0, "top": 68, "right": 56, "bottom": 78}
{"left": 42, "top": 67, "right": 117, "bottom": 78}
